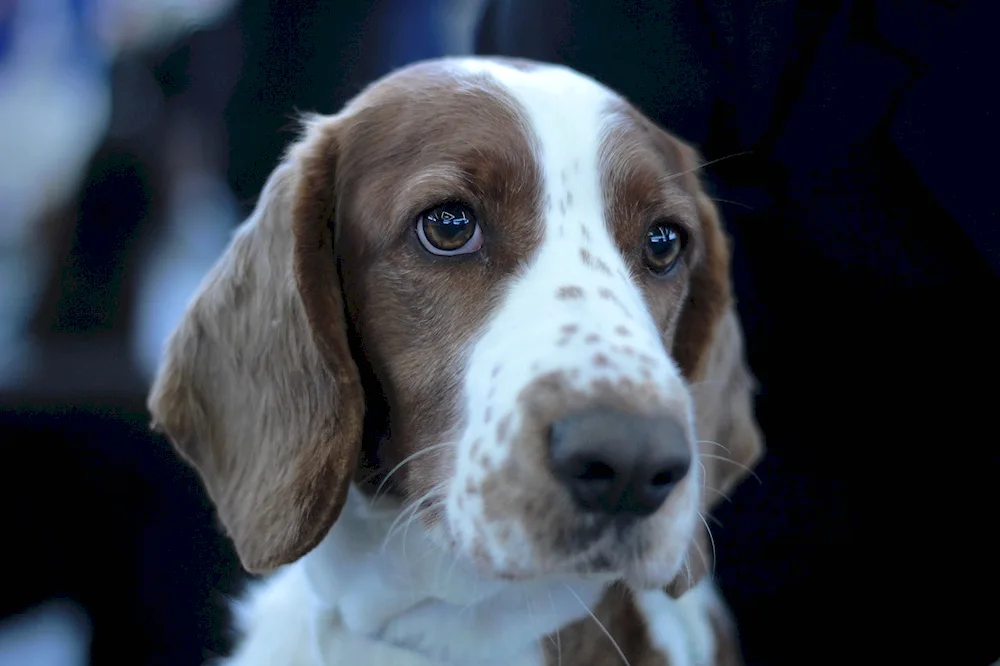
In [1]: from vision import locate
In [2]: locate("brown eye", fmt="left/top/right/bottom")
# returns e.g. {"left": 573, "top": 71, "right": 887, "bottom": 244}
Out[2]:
{"left": 416, "top": 203, "right": 483, "bottom": 256}
{"left": 644, "top": 222, "right": 686, "bottom": 275}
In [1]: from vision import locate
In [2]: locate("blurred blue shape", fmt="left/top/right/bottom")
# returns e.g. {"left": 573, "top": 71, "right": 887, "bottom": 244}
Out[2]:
{"left": 0, "top": 600, "right": 91, "bottom": 666}
{"left": 132, "top": 170, "right": 239, "bottom": 382}
{"left": 375, "top": 0, "right": 489, "bottom": 72}
{"left": 0, "top": 0, "right": 112, "bottom": 384}
{"left": 0, "top": 4, "right": 13, "bottom": 63}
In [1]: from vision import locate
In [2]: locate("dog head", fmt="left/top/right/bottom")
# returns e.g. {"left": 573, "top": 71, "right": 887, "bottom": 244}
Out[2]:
{"left": 148, "top": 57, "right": 763, "bottom": 592}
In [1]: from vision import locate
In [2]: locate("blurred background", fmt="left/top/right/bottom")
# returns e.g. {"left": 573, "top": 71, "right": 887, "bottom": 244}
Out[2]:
{"left": 0, "top": 1, "right": 996, "bottom": 665}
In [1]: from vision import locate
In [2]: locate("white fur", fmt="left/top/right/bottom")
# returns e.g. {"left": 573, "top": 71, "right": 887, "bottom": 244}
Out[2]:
{"left": 446, "top": 59, "right": 699, "bottom": 584}
{"left": 223, "top": 489, "right": 605, "bottom": 666}
{"left": 635, "top": 581, "right": 726, "bottom": 666}
{"left": 222, "top": 489, "right": 719, "bottom": 666}
{"left": 220, "top": 60, "right": 711, "bottom": 666}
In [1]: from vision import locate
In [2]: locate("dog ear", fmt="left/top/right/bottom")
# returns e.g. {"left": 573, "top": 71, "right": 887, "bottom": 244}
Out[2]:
{"left": 667, "top": 136, "right": 763, "bottom": 504}
{"left": 668, "top": 306, "right": 764, "bottom": 597}
{"left": 147, "top": 117, "right": 365, "bottom": 574}
{"left": 669, "top": 140, "right": 732, "bottom": 382}
{"left": 693, "top": 308, "right": 764, "bottom": 511}
{"left": 663, "top": 138, "right": 765, "bottom": 597}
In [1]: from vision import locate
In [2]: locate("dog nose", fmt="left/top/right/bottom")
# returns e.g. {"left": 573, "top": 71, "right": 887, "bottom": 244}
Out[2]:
{"left": 547, "top": 408, "right": 692, "bottom": 517}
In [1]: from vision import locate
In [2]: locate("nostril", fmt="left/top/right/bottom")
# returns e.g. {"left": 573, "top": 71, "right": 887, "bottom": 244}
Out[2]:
{"left": 649, "top": 460, "right": 689, "bottom": 488}
{"left": 576, "top": 460, "right": 616, "bottom": 483}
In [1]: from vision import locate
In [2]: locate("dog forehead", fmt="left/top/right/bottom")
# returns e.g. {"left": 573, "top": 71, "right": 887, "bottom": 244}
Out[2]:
{"left": 452, "top": 57, "right": 617, "bottom": 109}
{"left": 453, "top": 58, "right": 621, "bottom": 167}
{"left": 362, "top": 57, "right": 617, "bottom": 107}
{"left": 349, "top": 57, "right": 621, "bottom": 159}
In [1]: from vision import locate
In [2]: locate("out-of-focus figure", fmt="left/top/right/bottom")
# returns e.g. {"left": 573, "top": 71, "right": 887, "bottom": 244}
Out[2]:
{"left": 0, "top": 0, "right": 238, "bottom": 384}
{"left": 0, "top": 5, "right": 237, "bottom": 663}
{"left": 0, "top": 0, "right": 110, "bottom": 373}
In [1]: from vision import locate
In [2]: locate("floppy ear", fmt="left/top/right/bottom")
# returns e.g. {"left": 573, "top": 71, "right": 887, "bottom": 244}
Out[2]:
{"left": 670, "top": 142, "right": 733, "bottom": 382}
{"left": 668, "top": 138, "right": 763, "bottom": 502}
{"left": 665, "top": 140, "right": 765, "bottom": 597}
{"left": 668, "top": 306, "right": 764, "bottom": 596}
{"left": 147, "top": 118, "right": 365, "bottom": 574}
{"left": 692, "top": 307, "right": 764, "bottom": 510}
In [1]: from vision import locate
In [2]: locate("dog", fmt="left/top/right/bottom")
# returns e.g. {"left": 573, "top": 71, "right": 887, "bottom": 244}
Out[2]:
{"left": 148, "top": 56, "right": 765, "bottom": 666}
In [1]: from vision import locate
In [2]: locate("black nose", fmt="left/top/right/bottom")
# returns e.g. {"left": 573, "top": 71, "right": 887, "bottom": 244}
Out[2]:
{"left": 547, "top": 408, "right": 692, "bottom": 517}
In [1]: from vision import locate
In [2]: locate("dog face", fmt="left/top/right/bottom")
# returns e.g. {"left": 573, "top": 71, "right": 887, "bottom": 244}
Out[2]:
{"left": 148, "top": 57, "right": 763, "bottom": 592}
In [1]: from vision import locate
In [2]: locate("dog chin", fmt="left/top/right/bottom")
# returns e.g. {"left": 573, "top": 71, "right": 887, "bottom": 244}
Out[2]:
{"left": 471, "top": 544, "right": 670, "bottom": 587}
{"left": 481, "top": 564, "right": 621, "bottom": 587}
{"left": 622, "top": 559, "right": 688, "bottom": 591}
{"left": 475, "top": 560, "right": 680, "bottom": 594}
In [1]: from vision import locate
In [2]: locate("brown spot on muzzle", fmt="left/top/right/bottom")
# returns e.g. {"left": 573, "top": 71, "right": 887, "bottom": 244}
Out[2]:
{"left": 593, "top": 353, "right": 613, "bottom": 367}
{"left": 557, "top": 285, "right": 584, "bottom": 299}
{"left": 496, "top": 413, "right": 512, "bottom": 441}
{"left": 598, "top": 287, "right": 632, "bottom": 319}
{"left": 580, "top": 248, "right": 612, "bottom": 276}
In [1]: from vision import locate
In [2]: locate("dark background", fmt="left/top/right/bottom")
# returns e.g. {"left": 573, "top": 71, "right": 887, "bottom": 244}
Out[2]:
{"left": 1, "top": 1, "right": 997, "bottom": 665}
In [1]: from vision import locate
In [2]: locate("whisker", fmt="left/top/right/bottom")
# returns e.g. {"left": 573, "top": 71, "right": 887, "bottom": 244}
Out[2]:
{"left": 702, "top": 485, "right": 733, "bottom": 504}
{"left": 710, "top": 196, "right": 754, "bottom": 210}
{"left": 372, "top": 442, "right": 452, "bottom": 505}
{"left": 697, "top": 439, "right": 731, "bottom": 453}
{"left": 445, "top": 548, "right": 464, "bottom": 586}
{"left": 401, "top": 498, "right": 439, "bottom": 559}
{"left": 699, "top": 453, "right": 762, "bottom": 484}
{"left": 381, "top": 482, "right": 448, "bottom": 553}
{"left": 525, "top": 594, "right": 538, "bottom": 632}
{"left": 689, "top": 532, "right": 710, "bottom": 580}
{"left": 383, "top": 493, "right": 426, "bottom": 545}
{"left": 697, "top": 460, "right": 732, "bottom": 513}
{"left": 547, "top": 592, "right": 563, "bottom": 666}
{"left": 697, "top": 512, "right": 717, "bottom": 576}
{"left": 358, "top": 468, "right": 382, "bottom": 486}
{"left": 663, "top": 151, "right": 753, "bottom": 183}
{"left": 457, "top": 600, "right": 477, "bottom": 618}
{"left": 563, "top": 584, "right": 631, "bottom": 666}
{"left": 381, "top": 503, "right": 417, "bottom": 553}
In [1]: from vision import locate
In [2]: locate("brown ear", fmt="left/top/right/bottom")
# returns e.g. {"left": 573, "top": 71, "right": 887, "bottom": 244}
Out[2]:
{"left": 671, "top": 142, "right": 733, "bottom": 382}
{"left": 147, "top": 118, "right": 364, "bottom": 574}
{"left": 693, "top": 307, "right": 764, "bottom": 510}
{"left": 665, "top": 141, "right": 764, "bottom": 597}
{"left": 668, "top": 137, "right": 763, "bottom": 502}
{"left": 667, "top": 306, "right": 764, "bottom": 597}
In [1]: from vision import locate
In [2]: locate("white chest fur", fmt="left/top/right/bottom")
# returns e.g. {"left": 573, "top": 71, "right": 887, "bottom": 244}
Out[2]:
{"left": 220, "top": 490, "right": 720, "bottom": 666}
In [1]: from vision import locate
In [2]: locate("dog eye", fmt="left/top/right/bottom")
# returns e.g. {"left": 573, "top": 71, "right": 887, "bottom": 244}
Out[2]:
{"left": 416, "top": 203, "right": 483, "bottom": 256}
{"left": 644, "top": 222, "right": 687, "bottom": 275}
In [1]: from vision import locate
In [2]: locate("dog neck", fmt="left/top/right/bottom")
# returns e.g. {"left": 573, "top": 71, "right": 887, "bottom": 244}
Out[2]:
{"left": 299, "top": 487, "right": 608, "bottom": 665}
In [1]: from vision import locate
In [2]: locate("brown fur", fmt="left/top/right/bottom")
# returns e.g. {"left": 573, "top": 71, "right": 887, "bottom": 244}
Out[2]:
{"left": 543, "top": 583, "right": 745, "bottom": 665}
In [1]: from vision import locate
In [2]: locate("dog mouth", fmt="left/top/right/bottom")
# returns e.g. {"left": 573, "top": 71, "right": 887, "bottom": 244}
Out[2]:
{"left": 434, "top": 512, "right": 690, "bottom": 592}
{"left": 548, "top": 511, "right": 641, "bottom": 556}
{"left": 472, "top": 515, "right": 673, "bottom": 583}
